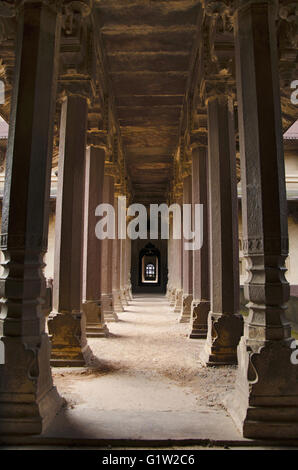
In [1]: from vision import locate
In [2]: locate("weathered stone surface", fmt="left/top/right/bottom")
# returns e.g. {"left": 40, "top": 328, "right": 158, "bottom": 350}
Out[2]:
{"left": 101, "top": 293, "right": 118, "bottom": 322}
{"left": 82, "top": 301, "right": 109, "bottom": 338}
{"left": 179, "top": 294, "right": 193, "bottom": 324}
{"left": 189, "top": 300, "right": 210, "bottom": 339}
{"left": 200, "top": 313, "right": 243, "bottom": 366}
{"left": 174, "top": 289, "right": 183, "bottom": 314}
{"left": 48, "top": 312, "right": 92, "bottom": 366}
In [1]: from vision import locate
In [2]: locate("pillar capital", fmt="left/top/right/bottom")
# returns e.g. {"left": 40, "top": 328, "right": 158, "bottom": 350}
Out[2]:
{"left": 189, "top": 130, "right": 208, "bottom": 150}
{"left": 181, "top": 161, "right": 192, "bottom": 178}
{"left": 86, "top": 129, "right": 109, "bottom": 149}
{"left": 202, "top": 79, "right": 236, "bottom": 106}
{"left": 58, "top": 77, "right": 95, "bottom": 104}
{"left": 0, "top": 1, "right": 16, "bottom": 17}
{"left": 104, "top": 161, "right": 119, "bottom": 179}
{"left": 202, "top": 0, "right": 233, "bottom": 17}
{"left": 63, "top": 0, "right": 92, "bottom": 16}
{"left": 114, "top": 183, "right": 126, "bottom": 198}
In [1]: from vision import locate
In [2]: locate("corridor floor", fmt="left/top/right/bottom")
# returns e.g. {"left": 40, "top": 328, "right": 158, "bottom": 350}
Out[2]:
{"left": 35, "top": 294, "right": 245, "bottom": 445}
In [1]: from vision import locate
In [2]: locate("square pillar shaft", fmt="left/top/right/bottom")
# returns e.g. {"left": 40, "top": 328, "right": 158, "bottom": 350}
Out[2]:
{"left": 179, "top": 175, "right": 193, "bottom": 323}
{"left": 189, "top": 146, "right": 210, "bottom": 339}
{"left": 101, "top": 174, "right": 118, "bottom": 321}
{"left": 200, "top": 95, "right": 243, "bottom": 365}
{"left": 82, "top": 146, "right": 108, "bottom": 337}
{"left": 112, "top": 198, "right": 124, "bottom": 312}
{"left": 48, "top": 94, "right": 92, "bottom": 366}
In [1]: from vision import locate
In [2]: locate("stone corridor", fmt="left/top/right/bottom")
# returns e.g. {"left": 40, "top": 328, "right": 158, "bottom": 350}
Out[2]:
{"left": 36, "top": 295, "right": 241, "bottom": 444}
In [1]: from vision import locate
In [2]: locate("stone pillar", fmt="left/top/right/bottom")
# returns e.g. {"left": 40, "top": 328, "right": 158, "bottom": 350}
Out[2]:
{"left": 112, "top": 195, "right": 124, "bottom": 312}
{"left": 166, "top": 216, "right": 174, "bottom": 300}
{"left": 189, "top": 143, "right": 210, "bottom": 339}
{"left": 127, "top": 238, "right": 133, "bottom": 300}
{"left": 200, "top": 93, "right": 243, "bottom": 366}
{"left": 179, "top": 175, "right": 193, "bottom": 323}
{"left": 174, "top": 211, "right": 183, "bottom": 314}
{"left": 82, "top": 145, "right": 108, "bottom": 337}
{"left": 0, "top": 0, "right": 63, "bottom": 434}
{"left": 226, "top": 0, "right": 298, "bottom": 439}
{"left": 125, "top": 238, "right": 132, "bottom": 301}
{"left": 120, "top": 237, "right": 128, "bottom": 306}
{"left": 101, "top": 174, "right": 118, "bottom": 321}
{"left": 48, "top": 94, "right": 92, "bottom": 366}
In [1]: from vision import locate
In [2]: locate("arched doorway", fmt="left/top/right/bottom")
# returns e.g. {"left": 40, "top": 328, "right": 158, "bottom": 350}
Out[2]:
{"left": 131, "top": 240, "right": 168, "bottom": 294}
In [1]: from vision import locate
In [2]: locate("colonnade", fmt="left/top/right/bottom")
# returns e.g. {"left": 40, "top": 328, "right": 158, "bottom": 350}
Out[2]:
{"left": 0, "top": 0, "right": 297, "bottom": 441}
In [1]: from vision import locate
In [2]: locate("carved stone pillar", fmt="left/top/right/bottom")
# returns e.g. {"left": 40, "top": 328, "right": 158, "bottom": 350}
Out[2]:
{"left": 120, "top": 237, "right": 128, "bottom": 306}
{"left": 101, "top": 174, "right": 118, "bottom": 321}
{"left": 179, "top": 175, "right": 193, "bottom": 323}
{"left": 125, "top": 238, "right": 132, "bottom": 301}
{"left": 189, "top": 142, "right": 210, "bottom": 339}
{"left": 225, "top": 0, "right": 298, "bottom": 439}
{"left": 172, "top": 194, "right": 182, "bottom": 312}
{"left": 112, "top": 195, "right": 124, "bottom": 312}
{"left": 200, "top": 93, "right": 243, "bottom": 365}
{"left": 0, "top": 0, "right": 63, "bottom": 434}
{"left": 174, "top": 241, "right": 183, "bottom": 313}
{"left": 48, "top": 94, "right": 92, "bottom": 366}
{"left": 82, "top": 144, "right": 109, "bottom": 337}
{"left": 166, "top": 216, "right": 174, "bottom": 300}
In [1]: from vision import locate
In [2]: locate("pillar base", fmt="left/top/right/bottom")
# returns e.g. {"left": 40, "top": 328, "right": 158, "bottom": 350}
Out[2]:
{"left": 120, "top": 289, "right": 128, "bottom": 306}
{"left": 128, "top": 286, "right": 133, "bottom": 301}
{"left": 0, "top": 334, "right": 64, "bottom": 435}
{"left": 200, "top": 312, "right": 243, "bottom": 366}
{"left": 48, "top": 312, "right": 93, "bottom": 367}
{"left": 224, "top": 336, "right": 298, "bottom": 438}
{"left": 124, "top": 287, "right": 131, "bottom": 303}
{"left": 166, "top": 286, "right": 171, "bottom": 299}
{"left": 169, "top": 288, "right": 176, "bottom": 307}
{"left": 82, "top": 301, "right": 109, "bottom": 338}
{"left": 189, "top": 300, "right": 210, "bottom": 339}
{"left": 174, "top": 289, "right": 183, "bottom": 313}
{"left": 178, "top": 294, "right": 193, "bottom": 323}
{"left": 101, "top": 294, "right": 119, "bottom": 322}
{"left": 113, "top": 291, "right": 124, "bottom": 313}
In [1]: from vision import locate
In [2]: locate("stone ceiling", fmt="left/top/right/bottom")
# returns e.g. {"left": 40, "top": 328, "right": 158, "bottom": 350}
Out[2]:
{"left": 95, "top": 0, "right": 202, "bottom": 204}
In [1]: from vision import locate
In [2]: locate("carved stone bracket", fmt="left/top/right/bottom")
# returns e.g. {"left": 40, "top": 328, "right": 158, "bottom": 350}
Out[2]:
{"left": 58, "top": 76, "right": 95, "bottom": 104}
{"left": 201, "top": 78, "right": 235, "bottom": 104}
{"left": 181, "top": 161, "right": 192, "bottom": 179}
{"left": 189, "top": 129, "right": 208, "bottom": 149}
{"left": 86, "top": 128, "right": 109, "bottom": 149}
{"left": 104, "top": 161, "right": 119, "bottom": 179}
{"left": 0, "top": 2, "right": 16, "bottom": 17}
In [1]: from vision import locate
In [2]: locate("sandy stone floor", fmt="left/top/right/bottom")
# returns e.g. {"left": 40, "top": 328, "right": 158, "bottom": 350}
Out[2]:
{"left": 53, "top": 295, "right": 237, "bottom": 412}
